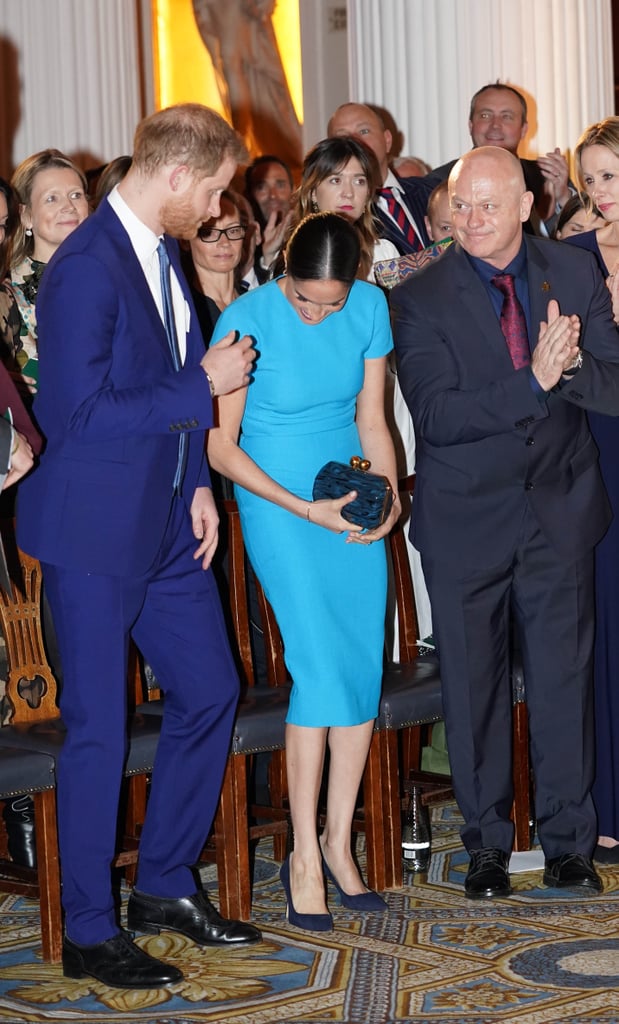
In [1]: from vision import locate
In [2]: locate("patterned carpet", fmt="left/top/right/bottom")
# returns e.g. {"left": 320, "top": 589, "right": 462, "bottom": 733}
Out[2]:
{"left": 1, "top": 804, "right": 619, "bottom": 1024}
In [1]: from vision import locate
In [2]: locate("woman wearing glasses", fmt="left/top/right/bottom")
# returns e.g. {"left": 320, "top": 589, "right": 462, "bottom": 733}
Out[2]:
{"left": 183, "top": 190, "right": 247, "bottom": 346}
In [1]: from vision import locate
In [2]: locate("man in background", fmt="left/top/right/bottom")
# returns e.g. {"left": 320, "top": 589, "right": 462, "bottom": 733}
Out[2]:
{"left": 328, "top": 102, "right": 433, "bottom": 254}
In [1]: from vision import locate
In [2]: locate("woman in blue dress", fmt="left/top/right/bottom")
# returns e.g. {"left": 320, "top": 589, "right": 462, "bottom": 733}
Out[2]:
{"left": 569, "top": 117, "right": 619, "bottom": 863}
{"left": 208, "top": 213, "right": 400, "bottom": 930}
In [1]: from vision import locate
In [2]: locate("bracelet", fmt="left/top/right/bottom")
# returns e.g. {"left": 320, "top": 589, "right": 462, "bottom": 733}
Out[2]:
{"left": 10, "top": 432, "right": 19, "bottom": 456}
{"left": 205, "top": 371, "right": 216, "bottom": 398}
{"left": 306, "top": 503, "right": 312, "bottom": 522}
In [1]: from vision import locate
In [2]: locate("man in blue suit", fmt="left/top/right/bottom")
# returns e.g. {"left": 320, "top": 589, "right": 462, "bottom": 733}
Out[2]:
{"left": 327, "top": 102, "right": 433, "bottom": 254}
{"left": 392, "top": 146, "right": 619, "bottom": 903}
{"left": 18, "top": 104, "right": 259, "bottom": 989}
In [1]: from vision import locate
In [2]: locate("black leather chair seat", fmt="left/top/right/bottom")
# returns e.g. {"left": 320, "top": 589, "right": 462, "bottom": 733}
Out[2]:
{"left": 377, "top": 655, "right": 443, "bottom": 731}
{"left": 138, "top": 686, "right": 292, "bottom": 756}
{"left": 0, "top": 745, "right": 55, "bottom": 798}
{"left": 231, "top": 684, "right": 291, "bottom": 755}
{"left": 0, "top": 712, "right": 162, "bottom": 776}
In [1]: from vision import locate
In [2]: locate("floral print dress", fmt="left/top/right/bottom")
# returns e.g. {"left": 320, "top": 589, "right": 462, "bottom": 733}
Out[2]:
{"left": 0, "top": 257, "right": 44, "bottom": 377}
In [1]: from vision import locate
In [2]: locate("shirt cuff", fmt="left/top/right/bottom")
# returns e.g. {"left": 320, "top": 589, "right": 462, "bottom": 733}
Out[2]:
{"left": 527, "top": 366, "right": 549, "bottom": 404}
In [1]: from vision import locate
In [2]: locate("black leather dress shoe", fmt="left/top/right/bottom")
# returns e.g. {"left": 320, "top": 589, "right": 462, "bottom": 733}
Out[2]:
{"left": 464, "top": 848, "right": 512, "bottom": 899}
{"left": 62, "top": 929, "right": 183, "bottom": 989}
{"left": 127, "top": 888, "right": 262, "bottom": 946}
{"left": 543, "top": 853, "right": 602, "bottom": 893}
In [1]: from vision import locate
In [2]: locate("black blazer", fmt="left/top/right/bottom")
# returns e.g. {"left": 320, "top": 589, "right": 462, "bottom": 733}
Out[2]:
{"left": 391, "top": 236, "right": 619, "bottom": 570}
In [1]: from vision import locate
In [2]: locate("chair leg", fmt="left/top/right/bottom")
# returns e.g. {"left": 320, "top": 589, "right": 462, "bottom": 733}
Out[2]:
{"left": 213, "top": 755, "right": 252, "bottom": 921}
{"left": 267, "top": 750, "right": 289, "bottom": 862}
{"left": 363, "top": 728, "right": 402, "bottom": 890}
{"left": 124, "top": 775, "right": 148, "bottom": 885}
{"left": 33, "top": 789, "right": 62, "bottom": 963}
{"left": 511, "top": 700, "right": 532, "bottom": 852}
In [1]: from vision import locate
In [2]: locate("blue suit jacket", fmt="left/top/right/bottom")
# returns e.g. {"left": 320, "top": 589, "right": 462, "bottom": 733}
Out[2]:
{"left": 18, "top": 199, "right": 214, "bottom": 576}
{"left": 374, "top": 174, "right": 434, "bottom": 254}
{"left": 391, "top": 235, "right": 619, "bottom": 570}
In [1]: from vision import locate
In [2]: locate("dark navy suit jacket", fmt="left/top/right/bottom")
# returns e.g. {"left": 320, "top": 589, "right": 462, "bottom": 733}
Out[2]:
{"left": 17, "top": 199, "right": 213, "bottom": 576}
{"left": 374, "top": 174, "right": 434, "bottom": 253}
{"left": 391, "top": 236, "right": 619, "bottom": 571}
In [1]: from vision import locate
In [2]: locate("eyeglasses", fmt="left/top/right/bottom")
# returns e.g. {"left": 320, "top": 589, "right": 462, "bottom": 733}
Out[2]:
{"left": 197, "top": 224, "right": 246, "bottom": 243}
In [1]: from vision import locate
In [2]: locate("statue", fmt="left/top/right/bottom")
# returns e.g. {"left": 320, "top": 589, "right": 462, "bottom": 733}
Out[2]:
{"left": 192, "top": 0, "right": 302, "bottom": 171}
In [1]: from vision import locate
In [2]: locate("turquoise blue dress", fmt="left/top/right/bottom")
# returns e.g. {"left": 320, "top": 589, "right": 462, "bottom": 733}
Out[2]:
{"left": 215, "top": 278, "right": 393, "bottom": 726}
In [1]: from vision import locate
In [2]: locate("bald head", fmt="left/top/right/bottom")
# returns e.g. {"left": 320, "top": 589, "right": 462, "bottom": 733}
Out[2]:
{"left": 448, "top": 146, "right": 533, "bottom": 268}
{"left": 327, "top": 103, "right": 392, "bottom": 181}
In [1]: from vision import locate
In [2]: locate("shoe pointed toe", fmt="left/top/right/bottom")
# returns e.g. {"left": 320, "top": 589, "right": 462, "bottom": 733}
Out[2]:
{"left": 280, "top": 856, "right": 333, "bottom": 932}
{"left": 127, "top": 889, "right": 262, "bottom": 946}
{"left": 320, "top": 850, "right": 387, "bottom": 911}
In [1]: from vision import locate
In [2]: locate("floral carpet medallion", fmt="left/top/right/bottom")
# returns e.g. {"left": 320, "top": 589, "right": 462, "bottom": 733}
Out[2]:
{"left": 0, "top": 805, "right": 619, "bottom": 1023}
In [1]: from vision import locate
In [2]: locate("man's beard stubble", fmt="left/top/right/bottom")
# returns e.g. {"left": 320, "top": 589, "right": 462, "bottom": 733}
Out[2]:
{"left": 159, "top": 192, "right": 200, "bottom": 240}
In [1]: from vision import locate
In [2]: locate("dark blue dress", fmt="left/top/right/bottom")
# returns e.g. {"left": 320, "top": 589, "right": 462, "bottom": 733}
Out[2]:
{"left": 566, "top": 229, "right": 619, "bottom": 837}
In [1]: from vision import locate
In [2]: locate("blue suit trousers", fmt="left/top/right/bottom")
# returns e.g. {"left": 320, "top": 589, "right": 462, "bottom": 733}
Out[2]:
{"left": 43, "top": 497, "right": 239, "bottom": 945}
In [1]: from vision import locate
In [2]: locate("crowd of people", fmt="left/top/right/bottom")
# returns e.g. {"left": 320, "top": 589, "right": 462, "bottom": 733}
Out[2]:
{"left": 2, "top": 82, "right": 619, "bottom": 990}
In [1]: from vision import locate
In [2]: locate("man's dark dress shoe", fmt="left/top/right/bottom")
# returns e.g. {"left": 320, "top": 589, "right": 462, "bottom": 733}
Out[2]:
{"left": 62, "top": 929, "right": 183, "bottom": 989}
{"left": 543, "top": 853, "right": 602, "bottom": 893}
{"left": 464, "top": 848, "right": 512, "bottom": 899}
{"left": 127, "top": 888, "right": 262, "bottom": 946}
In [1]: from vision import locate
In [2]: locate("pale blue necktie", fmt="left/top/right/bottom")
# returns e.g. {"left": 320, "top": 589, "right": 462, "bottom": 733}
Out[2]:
{"left": 157, "top": 239, "right": 187, "bottom": 494}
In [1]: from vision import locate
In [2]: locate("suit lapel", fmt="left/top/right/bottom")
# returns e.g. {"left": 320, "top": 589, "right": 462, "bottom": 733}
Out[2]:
{"left": 525, "top": 236, "right": 553, "bottom": 354}
{"left": 98, "top": 202, "right": 174, "bottom": 362}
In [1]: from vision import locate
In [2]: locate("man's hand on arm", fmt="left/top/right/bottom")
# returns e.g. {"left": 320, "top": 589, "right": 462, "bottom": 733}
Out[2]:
{"left": 200, "top": 331, "right": 256, "bottom": 397}
{"left": 190, "top": 486, "right": 220, "bottom": 570}
{"left": 531, "top": 299, "right": 581, "bottom": 392}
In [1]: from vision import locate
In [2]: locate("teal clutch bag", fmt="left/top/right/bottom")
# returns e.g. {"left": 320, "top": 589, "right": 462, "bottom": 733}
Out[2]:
{"left": 312, "top": 455, "right": 393, "bottom": 529}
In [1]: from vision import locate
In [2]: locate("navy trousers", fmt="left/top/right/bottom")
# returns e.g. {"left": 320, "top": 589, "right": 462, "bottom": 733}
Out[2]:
{"left": 43, "top": 497, "right": 240, "bottom": 945}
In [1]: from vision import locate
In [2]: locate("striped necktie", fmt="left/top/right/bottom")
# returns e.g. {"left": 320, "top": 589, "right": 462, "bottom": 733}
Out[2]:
{"left": 157, "top": 239, "right": 187, "bottom": 493}
{"left": 491, "top": 273, "right": 530, "bottom": 369}
{"left": 378, "top": 187, "right": 423, "bottom": 252}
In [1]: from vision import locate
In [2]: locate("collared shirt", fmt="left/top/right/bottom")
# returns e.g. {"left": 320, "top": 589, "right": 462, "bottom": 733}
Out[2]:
{"left": 466, "top": 240, "right": 546, "bottom": 401}
{"left": 107, "top": 186, "right": 189, "bottom": 362}
{"left": 376, "top": 169, "right": 424, "bottom": 245}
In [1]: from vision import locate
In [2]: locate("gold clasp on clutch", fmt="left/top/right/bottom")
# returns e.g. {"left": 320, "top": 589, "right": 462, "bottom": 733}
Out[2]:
{"left": 350, "top": 455, "right": 371, "bottom": 472}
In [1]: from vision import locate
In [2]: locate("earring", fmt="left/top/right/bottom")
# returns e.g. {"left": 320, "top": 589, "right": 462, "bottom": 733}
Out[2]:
{"left": 310, "top": 198, "right": 319, "bottom": 213}
{"left": 25, "top": 228, "right": 32, "bottom": 237}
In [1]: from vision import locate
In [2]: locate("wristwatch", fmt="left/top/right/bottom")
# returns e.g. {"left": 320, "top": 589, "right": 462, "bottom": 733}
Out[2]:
{"left": 562, "top": 350, "right": 583, "bottom": 377}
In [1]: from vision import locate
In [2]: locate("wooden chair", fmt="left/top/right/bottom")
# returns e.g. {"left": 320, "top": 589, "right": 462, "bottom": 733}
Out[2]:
{"left": 217, "top": 478, "right": 532, "bottom": 910}
{"left": 209, "top": 499, "right": 291, "bottom": 919}
{"left": 0, "top": 523, "right": 164, "bottom": 962}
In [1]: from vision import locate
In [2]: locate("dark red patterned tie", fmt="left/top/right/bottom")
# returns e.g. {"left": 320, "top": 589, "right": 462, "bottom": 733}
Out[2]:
{"left": 491, "top": 273, "right": 530, "bottom": 369}
{"left": 378, "top": 188, "right": 423, "bottom": 252}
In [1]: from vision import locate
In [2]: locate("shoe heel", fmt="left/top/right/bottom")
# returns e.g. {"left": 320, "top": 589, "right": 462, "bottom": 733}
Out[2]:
{"left": 280, "top": 855, "right": 333, "bottom": 932}
{"left": 126, "top": 912, "right": 161, "bottom": 936}
{"left": 62, "top": 949, "right": 85, "bottom": 979}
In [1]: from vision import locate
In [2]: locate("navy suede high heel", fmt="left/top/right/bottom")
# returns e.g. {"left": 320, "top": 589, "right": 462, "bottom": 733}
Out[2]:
{"left": 279, "top": 856, "right": 333, "bottom": 932}
{"left": 320, "top": 848, "right": 388, "bottom": 911}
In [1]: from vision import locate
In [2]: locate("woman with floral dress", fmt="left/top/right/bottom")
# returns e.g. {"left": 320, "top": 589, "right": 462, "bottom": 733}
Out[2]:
{"left": 0, "top": 149, "right": 89, "bottom": 394}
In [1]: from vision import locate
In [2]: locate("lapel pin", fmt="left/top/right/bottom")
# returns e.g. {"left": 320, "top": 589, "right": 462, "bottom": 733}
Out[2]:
{"left": 542, "top": 281, "right": 551, "bottom": 292}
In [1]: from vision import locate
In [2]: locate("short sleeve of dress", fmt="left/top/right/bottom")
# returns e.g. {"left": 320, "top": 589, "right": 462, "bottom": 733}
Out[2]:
{"left": 356, "top": 280, "right": 393, "bottom": 360}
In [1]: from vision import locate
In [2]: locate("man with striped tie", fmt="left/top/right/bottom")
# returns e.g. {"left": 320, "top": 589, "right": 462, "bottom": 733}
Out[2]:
{"left": 327, "top": 102, "right": 433, "bottom": 255}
